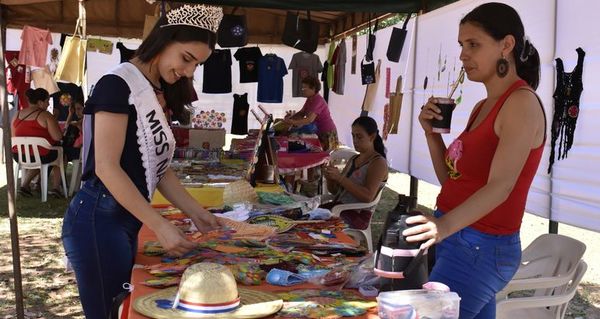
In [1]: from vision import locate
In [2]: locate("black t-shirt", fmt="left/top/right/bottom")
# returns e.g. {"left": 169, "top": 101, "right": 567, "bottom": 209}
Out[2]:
{"left": 82, "top": 73, "right": 149, "bottom": 198}
{"left": 202, "top": 49, "right": 232, "bottom": 94}
{"left": 234, "top": 47, "right": 263, "bottom": 83}
{"left": 52, "top": 82, "right": 85, "bottom": 121}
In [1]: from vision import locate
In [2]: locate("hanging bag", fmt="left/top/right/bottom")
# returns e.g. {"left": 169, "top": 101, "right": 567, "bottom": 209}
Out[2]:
{"left": 54, "top": 6, "right": 87, "bottom": 86}
{"left": 365, "top": 16, "right": 379, "bottom": 62}
{"left": 281, "top": 11, "right": 319, "bottom": 53}
{"left": 386, "top": 13, "right": 412, "bottom": 63}
{"left": 361, "top": 58, "right": 375, "bottom": 85}
{"left": 218, "top": 7, "right": 248, "bottom": 47}
{"left": 388, "top": 76, "right": 403, "bottom": 134}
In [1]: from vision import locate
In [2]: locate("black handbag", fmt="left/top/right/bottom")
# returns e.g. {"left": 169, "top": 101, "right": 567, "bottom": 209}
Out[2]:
{"left": 217, "top": 8, "right": 248, "bottom": 48}
{"left": 365, "top": 17, "right": 379, "bottom": 62}
{"left": 386, "top": 13, "right": 412, "bottom": 63}
{"left": 361, "top": 58, "right": 376, "bottom": 85}
{"left": 281, "top": 11, "right": 319, "bottom": 53}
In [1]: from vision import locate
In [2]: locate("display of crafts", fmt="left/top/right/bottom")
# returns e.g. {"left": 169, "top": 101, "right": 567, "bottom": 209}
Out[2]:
{"left": 274, "top": 289, "right": 377, "bottom": 318}
{"left": 192, "top": 109, "right": 226, "bottom": 128}
{"left": 170, "top": 160, "right": 249, "bottom": 185}
{"left": 139, "top": 208, "right": 366, "bottom": 290}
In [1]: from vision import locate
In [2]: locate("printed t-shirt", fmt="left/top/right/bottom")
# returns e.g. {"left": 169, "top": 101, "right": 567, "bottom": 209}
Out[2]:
{"left": 288, "top": 52, "right": 323, "bottom": 97}
{"left": 234, "top": 47, "right": 263, "bottom": 83}
{"left": 202, "top": 49, "right": 232, "bottom": 94}
{"left": 257, "top": 54, "right": 287, "bottom": 103}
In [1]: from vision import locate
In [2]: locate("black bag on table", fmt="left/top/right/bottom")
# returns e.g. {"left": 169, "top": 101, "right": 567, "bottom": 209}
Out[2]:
{"left": 386, "top": 13, "right": 412, "bottom": 63}
{"left": 281, "top": 11, "right": 320, "bottom": 53}
{"left": 218, "top": 8, "right": 248, "bottom": 48}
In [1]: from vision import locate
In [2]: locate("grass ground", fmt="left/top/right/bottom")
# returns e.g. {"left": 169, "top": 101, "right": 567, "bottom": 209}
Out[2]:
{"left": 0, "top": 172, "right": 599, "bottom": 318}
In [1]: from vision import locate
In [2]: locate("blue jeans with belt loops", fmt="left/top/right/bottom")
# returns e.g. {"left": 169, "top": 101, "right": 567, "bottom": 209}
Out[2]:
{"left": 429, "top": 210, "right": 521, "bottom": 319}
{"left": 62, "top": 178, "right": 142, "bottom": 319}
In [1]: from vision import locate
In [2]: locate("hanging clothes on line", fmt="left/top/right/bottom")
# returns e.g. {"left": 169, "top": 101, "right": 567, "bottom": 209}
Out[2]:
{"left": 19, "top": 25, "right": 53, "bottom": 68}
{"left": 202, "top": 49, "right": 232, "bottom": 94}
{"left": 288, "top": 52, "right": 323, "bottom": 97}
{"left": 257, "top": 53, "right": 287, "bottom": 103}
{"left": 332, "top": 39, "right": 347, "bottom": 95}
{"left": 231, "top": 93, "right": 250, "bottom": 135}
{"left": 5, "top": 51, "right": 30, "bottom": 110}
{"left": 116, "top": 42, "right": 136, "bottom": 63}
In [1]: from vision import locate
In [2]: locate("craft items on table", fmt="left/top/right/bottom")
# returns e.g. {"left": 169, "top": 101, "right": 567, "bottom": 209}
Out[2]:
{"left": 134, "top": 263, "right": 284, "bottom": 319}
{"left": 274, "top": 289, "right": 377, "bottom": 319}
{"left": 248, "top": 215, "right": 324, "bottom": 233}
{"left": 171, "top": 160, "right": 248, "bottom": 186}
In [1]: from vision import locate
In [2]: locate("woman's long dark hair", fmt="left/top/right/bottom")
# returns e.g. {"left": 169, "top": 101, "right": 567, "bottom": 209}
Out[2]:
{"left": 135, "top": 15, "right": 217, "bottom": 124}
{"left": 461, "top": 2, "right": 540, "bottom": 89}
{"left": 352, "top": 116, "right": 386, "bottom": 158}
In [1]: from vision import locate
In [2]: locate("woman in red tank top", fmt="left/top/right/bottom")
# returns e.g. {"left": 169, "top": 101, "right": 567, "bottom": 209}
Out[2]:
{"left": 402, "top": 3, "right": 546, "bottom": 318}
{"left": 11, "top": 88, "right": 63, "bottom": 196}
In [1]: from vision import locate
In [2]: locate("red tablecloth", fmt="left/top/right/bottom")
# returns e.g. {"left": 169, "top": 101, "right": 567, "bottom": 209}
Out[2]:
{"left": 126, "top": 226, "right": 379, "bottom": 319}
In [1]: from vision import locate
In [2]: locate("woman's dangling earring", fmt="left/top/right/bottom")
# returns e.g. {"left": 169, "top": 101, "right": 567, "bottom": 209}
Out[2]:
{"left": 496, "top": 54, "right": 509, "bottom": 78}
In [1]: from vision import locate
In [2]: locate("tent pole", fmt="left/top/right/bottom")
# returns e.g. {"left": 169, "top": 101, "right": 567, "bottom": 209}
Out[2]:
{"left": 0, "top": 5, "right": 26, "bottom": 319}
{"left": 548, "top": 0, "right": 558, "bottom": 234}
{"left": 407, "top": 12, "right": 421, "bottom": 200}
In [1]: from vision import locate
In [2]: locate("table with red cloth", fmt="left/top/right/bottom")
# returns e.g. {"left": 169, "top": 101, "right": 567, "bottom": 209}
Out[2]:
{"left": 125, "top": 225, "right": 380, "bottom": 319}
{"left": 231, "top": 136, "right": 330, "bottom": 175}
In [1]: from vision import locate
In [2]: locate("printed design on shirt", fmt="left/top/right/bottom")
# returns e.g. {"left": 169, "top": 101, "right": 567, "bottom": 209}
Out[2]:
{"left": 445, "top": 138, "right": 463, "bottom": 180}
{"left": 568, "top": 105, "right": 579, "bottom": 118}
{"left": 299, "top": 68, "right": 309, "bottom": 79}
{"left": 231, "top": 25, "right": 245, "bottom": 37}
{"left": 245, "top": 61, "right": 255, "bottom": 72}
{"left": 60, "top": 93, "right": 73, "bottom": 107}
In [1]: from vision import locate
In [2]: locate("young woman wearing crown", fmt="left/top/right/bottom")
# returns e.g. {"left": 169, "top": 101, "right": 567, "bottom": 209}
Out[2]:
{"left": 61, "top": 5, "right": 224, "bottom": 317}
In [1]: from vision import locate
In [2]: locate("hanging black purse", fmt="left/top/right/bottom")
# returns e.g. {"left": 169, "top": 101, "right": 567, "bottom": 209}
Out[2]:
{"left": 386, "top": 13, "right": 412, "bottom": 63}
{"left": 281, "top": 11, "right": 319, "bottom": 53}
{"left": 217, "top": 7, "right": 248, "bottom": 48}
{"left": 361, "top": 58, "right": 376, "bottom": 85}
{"left": 365, "top": 16, "right": 379, "bottom": 61}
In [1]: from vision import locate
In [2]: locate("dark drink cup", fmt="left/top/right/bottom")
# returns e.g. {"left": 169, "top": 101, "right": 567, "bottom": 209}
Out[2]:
{"left": 431, "top": 97, "right": 456, "bottom": 134}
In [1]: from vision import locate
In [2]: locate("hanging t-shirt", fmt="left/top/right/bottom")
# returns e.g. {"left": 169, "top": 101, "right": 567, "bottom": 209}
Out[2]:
{"left": 19, "top": 25, "right": 53, "bottom": 68}
{"left": 117, "top": 42, "right": 136, "bottom": 63}
{"left": 332, "top": 39, "right": 347, "bottom": 94}
{"left": 52, "top": 82, "right": 85, "bottom": 121}
{"left": 257, "top": 54, "right": 287, "bottom": 103}
{"left": 288, "top": 52, "right": 323, "bottom": 97}
{"left": 321, "top": 61, "right": 330, "bottom": 102}
{"left": 5, "top": 51, "right": 30, "bottom": 110}
{"left": 202, "top": 49, "right": 232, "bottom": 94}
{"left": 234, "top": 47, "right": 263, "bottom": 83}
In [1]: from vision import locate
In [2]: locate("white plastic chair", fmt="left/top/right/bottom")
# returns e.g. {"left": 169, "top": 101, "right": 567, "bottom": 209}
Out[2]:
{"left": 68, "top": 152, "right": 83, "bottom": 197}
{"left": 12, "top": 136, "right": 68, "bottom": 202}
{"left": 496, "top": 234, "right": 587, "bottom": 319}
{"left": 324, "top": 187, "right": 384, "bottom": 252}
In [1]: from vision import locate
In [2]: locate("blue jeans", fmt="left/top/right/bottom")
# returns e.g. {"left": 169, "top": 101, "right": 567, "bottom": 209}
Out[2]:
{"left": 430, "top": 210, "right": 521, "bottom": 319}
{"left": 62, "top": 179, "right": 142, "bottom": 319}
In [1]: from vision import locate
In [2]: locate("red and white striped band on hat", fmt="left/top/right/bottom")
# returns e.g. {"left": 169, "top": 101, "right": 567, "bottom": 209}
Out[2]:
{"left": 175, "top": 297, "right": 241, "bottom": 314}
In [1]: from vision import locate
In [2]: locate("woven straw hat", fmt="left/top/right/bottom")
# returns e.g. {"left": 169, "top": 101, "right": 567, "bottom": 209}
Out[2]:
{"left": 222, "top": 180, "right": 258, "bottom": 205}
{"left": 134, "top": 263, "right": 282, "bottom": 318}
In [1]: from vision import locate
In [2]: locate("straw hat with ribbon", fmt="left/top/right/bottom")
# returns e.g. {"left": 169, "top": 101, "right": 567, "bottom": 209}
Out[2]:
{"left": 134, "top": 263, "right": 283, "bottom": 318}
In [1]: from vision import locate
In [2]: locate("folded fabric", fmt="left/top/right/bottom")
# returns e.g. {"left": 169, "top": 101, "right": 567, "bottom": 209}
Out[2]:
{"left": 257, "top": 191, "right": 296, "bottom": 205}
{"left": 307, "top": 208, "right": 332, "bottom": 220}
{"left": 266, "top": 268, "right": 307, "bottom": 286}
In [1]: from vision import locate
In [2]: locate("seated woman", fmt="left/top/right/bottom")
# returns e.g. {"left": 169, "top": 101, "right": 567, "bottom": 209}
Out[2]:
{"left": 11, "top": 88, "right": 63, "bottom": 197}
{"left": 62, "top": 100, "right": 84, "bottom": 162}
{"left": 322, "top": 116, "right": 389, "bottom": 229}
{"left": 283, "top": 75, "right": 339, "bottom": 152}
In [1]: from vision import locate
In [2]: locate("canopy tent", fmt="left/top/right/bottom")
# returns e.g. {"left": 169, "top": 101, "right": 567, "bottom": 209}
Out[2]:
{"left": 0, "top": 0, "right": 457, "bottom": 43}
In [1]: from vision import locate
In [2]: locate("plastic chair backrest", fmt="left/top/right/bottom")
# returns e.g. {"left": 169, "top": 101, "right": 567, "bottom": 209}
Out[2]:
{"left": 329, "top": 147, "right": 358, "bottom": 165}
{"left": 11, "top": 136, "right": 53, "bottom": 169}
{"left": 519, "top": 234, "right": 586, "bottom": 297}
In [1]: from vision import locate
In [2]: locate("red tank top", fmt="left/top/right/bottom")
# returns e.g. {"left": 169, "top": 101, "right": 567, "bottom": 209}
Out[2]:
{"left": 11, "top": 110, "right": 56, "bottom": 156}
{"left": 436, "top": 80, "right": 545, "bottom": 234}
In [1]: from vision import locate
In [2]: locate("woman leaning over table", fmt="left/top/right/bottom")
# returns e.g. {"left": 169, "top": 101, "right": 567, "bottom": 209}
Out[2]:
{"left": 61, "top": 5, "right": 223, "bottom": 318}
{"left": 403, "top": 3, "right": 546, "bottom": 318}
